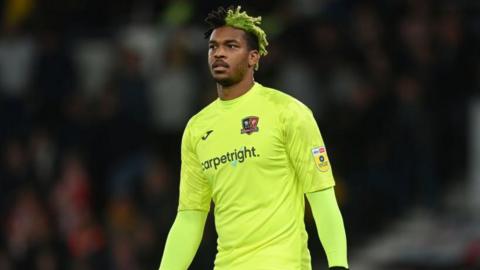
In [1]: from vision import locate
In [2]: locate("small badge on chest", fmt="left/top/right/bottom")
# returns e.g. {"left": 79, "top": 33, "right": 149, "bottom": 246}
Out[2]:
{"left": 240, "top": 116, "right": 259, "bottom": 135}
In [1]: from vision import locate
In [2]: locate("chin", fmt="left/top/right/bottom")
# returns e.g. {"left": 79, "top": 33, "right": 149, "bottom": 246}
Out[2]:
{"left": 216, "top": 78, "right": 235, "bottom": 87}
{"left": 213, "top": 75, "right": 235, "bottom": 87}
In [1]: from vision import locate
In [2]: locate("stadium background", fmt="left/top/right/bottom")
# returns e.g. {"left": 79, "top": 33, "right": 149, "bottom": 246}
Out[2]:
{"left": 0, "top": 0, "right": 479, "bottom": 269}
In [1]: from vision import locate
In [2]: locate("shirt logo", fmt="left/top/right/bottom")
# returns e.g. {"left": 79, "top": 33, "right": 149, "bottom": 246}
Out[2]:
{"left": 201, "top": 130, "right": 214, "bottom": 140}
{"left": 240, "top": 116, "right": 259, "bottom": 135}
{"left": 201, "top": 146, "right": 258, "bottom": 171}
{"left": 312, "top": 146, "right": 330, "bottom": 172}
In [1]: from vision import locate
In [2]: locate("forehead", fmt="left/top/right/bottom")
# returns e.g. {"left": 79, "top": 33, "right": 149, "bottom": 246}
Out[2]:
{"left": 209, "top": 26, "right": 247, "bottom": 43}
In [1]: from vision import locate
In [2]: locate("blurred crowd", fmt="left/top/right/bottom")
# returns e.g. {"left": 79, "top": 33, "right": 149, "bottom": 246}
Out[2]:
{"left": 0, "top": 0, "right": 479, "bottom": 269}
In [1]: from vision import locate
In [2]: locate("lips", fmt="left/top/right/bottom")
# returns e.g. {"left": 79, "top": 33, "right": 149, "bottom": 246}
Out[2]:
{"left": 212, "top": 61, "right": 229, "bottom": 69}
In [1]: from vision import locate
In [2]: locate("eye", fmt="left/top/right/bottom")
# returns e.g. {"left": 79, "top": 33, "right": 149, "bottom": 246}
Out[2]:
{"left": 209, "top": 44, "right": 217, "bottom": 49}
{"left": 228, "top": 44, "right": 238, "bottom": 49}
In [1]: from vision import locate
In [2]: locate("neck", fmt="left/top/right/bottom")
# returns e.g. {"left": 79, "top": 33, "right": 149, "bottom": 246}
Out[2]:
{"left": 217, "top": 76, "right": 255, "bottom": 101}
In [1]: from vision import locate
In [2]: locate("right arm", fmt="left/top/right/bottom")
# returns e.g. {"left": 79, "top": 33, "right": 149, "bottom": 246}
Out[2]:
{"left": 159, "top": 210, "right": 208, "bottom": 270}
{"left": 159, "top": 119, "right": 212, "bottom": 269}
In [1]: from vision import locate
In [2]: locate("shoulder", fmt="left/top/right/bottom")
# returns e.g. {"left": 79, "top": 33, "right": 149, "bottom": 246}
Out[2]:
{"left": 183, "top": 99, "right": 218, "bottom": 141}
{"left": 190, "top": 98, "right": 218, "bottom": 123}
{"left": 257, "top": 84, "right": 313, "bottom": 119}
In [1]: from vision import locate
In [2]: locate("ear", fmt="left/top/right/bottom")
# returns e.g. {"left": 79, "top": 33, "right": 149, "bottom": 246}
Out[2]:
{"left": 248, "top": 50, "right": 260, "bottom": 68}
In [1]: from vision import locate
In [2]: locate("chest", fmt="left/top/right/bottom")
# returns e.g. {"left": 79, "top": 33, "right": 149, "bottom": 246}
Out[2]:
{"left": 195, "top": 109, "right": 286, "bottom": 181}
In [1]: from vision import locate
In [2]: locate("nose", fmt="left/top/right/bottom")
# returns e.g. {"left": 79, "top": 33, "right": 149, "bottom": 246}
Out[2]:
{"left": 213, "top": 46, "right": 226, "bottom": 59}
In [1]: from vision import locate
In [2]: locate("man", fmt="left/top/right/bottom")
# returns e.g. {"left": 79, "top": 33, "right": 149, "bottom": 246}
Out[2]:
{"left": 159, "top": 6, "right": 349, "bottom": 270}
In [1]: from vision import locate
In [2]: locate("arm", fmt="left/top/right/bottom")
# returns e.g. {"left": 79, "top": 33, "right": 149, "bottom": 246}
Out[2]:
{"left": 306, "top": 187, "right": 348, "bottom": 269}
{"left": 281, "top": 101, "right": 348, "bottom": 268}
{"left": 159, "top": 210, "right": 208, "bottom": 270}
{"left": 159, "top": 118, "right": 212, "bottom": 269}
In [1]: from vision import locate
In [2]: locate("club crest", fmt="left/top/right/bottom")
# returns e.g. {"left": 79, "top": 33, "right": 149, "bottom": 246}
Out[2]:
{"left": 240, "top": 116, "right": 259, "bottom": 135}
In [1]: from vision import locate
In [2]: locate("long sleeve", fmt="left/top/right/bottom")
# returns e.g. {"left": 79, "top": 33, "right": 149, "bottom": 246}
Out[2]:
{"left": 282, "top": 100, "right": 335, "bottom": 193}
{"left": 306, "top": 187, "right": 348, "bottom": 269}
{"left": 158, "top": 210, "right": 208, "bottom": 270}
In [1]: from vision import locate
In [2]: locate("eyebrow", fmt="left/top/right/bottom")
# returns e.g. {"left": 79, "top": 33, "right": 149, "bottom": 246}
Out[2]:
{"left": 209, "top": 39, "right": 241, "bottom": 44}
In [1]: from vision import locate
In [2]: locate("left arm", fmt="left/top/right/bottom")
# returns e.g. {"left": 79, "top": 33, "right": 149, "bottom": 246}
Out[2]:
{"left": 306, "top": 187, "right": 348, "bottom": 269}
{"left": 281, "top": 100, "right": 349, "bottom": 269}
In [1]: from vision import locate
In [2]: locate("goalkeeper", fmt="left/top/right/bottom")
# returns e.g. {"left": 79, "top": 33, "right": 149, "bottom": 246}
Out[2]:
{"left": 159, "top": 6, "right": 349, "bottom": 270}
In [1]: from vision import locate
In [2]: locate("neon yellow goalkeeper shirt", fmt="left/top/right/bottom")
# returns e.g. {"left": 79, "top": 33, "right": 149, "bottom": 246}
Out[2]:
{"left": 178, "top": 82, "right": 335, "bottom": 270}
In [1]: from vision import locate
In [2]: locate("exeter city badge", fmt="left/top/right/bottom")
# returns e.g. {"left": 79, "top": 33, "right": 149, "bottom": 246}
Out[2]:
{"left": 312, "top": 146, "right": 330, "bottom": 172}
{"left": 240, "top": 116, "right": 259, "bottom": 135}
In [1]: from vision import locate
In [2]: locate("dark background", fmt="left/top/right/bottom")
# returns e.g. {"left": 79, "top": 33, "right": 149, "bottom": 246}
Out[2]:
{"left": 0, "top": 0, "right": 479, "bottom": 269}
